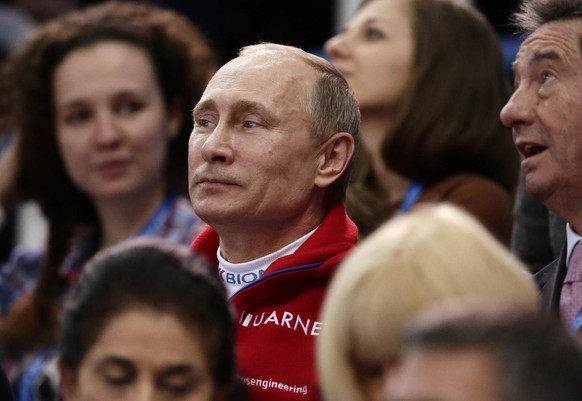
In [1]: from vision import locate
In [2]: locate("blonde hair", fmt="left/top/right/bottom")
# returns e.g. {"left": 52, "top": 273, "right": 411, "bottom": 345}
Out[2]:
{"left": 317, "top": 203, "right": 539, "bottom": 401}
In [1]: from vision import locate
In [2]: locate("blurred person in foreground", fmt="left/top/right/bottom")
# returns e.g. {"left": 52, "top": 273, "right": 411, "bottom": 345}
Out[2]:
{"left": 386, "top": 304, "right": 582, "bottom": 401}
{"left": 59, "top": 238, "right": 247, "bottom": 401}
{"left": 317, "top": 203, "right": 539, "bottom": 401}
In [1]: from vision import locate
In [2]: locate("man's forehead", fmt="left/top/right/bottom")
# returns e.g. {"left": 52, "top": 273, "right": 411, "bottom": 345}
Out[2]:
{"left": 515, "top": 19, "right": 582, "bottom": 67}
{"left": 218, "top": 52, "right": 313, "bottom": 80}
{"left": 202, "top": 53, "right": 315, "bottom": 103}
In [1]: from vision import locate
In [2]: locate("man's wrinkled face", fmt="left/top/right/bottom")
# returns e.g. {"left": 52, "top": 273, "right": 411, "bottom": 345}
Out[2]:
{"left": 500, "top": 20, "right": 582, "bottom": 208}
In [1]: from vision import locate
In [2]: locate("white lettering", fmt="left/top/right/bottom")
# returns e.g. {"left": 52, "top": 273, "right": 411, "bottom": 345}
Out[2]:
{"left": 238, "top": 310, "right": 321, "bottom": 336}
{"left": 311, "top": 321, "right": 322, "bottom": 336}
{"left": 218, "top": 269, "right": 266, "bottom": 286}
{"left": 281, "top": 312, "right": 293, "bottom": 328}
{"left": 241, "top": 376, "right": 308, "bottom": 395}
{"left": 264, "top": 310, "right": 279, "bottom": 325}
{"left": 253, "top": 312, "right": 265, "bottom": 326}
{"left": 294, "top": 315, "right": 311, "bottom": 335}
{"left": 242, "top": 313, "right": 253, "bottom": 327}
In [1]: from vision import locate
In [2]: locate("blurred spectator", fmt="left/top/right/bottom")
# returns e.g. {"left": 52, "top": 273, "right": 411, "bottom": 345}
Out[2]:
{"left": 317, "top": 203, "right": 539, "bottom": 401}
{"left": 386, "top": 304, "right": 582, "bottom": 401}
{"left": 0, "top": 0, "right": 45, "bottom": 264}
{"left": 59, "top": 238, "right": 247, "bottom": 401}
{"left": 0, "top": 3, "right": 216, "bottom": 399}
{"left": 325, "top": 0, "right": 518, "bottom": 242}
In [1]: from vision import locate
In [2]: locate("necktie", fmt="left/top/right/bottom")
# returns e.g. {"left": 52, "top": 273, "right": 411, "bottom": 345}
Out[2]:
{"left": 560, "top": 241, "right": 582, "bottom": 331}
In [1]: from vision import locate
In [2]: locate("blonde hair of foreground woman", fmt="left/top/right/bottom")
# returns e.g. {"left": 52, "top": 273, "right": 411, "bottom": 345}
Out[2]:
{"left": 317, "top": 203, "right": 540, "bottom": 401}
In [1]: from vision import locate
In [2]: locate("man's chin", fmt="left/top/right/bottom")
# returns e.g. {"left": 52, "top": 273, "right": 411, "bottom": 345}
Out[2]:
{"left": 194, "top": 208, "right": 241, "bottom": 227}
{"left": 524, "top": 175, "right": 556, "bottom": 206}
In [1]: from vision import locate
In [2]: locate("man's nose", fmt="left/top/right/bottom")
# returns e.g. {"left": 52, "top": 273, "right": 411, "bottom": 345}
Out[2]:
{"left": 500, "top": 85, "right": 535, "bottom": 128}
{"left": 199, "top": 122, "right": 234, "bottom": 164}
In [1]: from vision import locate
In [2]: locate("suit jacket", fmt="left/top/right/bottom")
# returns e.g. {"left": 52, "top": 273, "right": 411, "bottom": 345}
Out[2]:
{"left": 512, "top": 172, "right": 566, "bottom": 273}
{"left": 535, "top": 244, "right": 567, "bottom": 315}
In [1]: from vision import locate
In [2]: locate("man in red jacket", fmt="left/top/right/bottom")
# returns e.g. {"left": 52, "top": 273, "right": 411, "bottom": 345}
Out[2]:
{"left": 188, "top": 42, "right": 359, "bottom": 401}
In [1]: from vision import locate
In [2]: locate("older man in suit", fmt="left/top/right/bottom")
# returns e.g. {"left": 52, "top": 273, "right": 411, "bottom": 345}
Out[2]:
{"left": 500, "top": 0, "right": 582, "bottom": 331}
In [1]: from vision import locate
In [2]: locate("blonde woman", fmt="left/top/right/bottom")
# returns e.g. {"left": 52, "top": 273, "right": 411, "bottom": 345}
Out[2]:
{"left": 317, "top": 203, "right": 539, "bottom": 401}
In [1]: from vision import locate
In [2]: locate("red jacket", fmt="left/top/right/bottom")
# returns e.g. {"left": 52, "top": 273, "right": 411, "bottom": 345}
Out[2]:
{"left": 191, "top": 204, "right": 358, "bottom": 401}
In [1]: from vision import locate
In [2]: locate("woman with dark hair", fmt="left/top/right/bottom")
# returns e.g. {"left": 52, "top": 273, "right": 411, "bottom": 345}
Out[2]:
{"left": 0, "top": 2, "right": 217, "bottom": 396}
{"left": 59, "top": 238, "right": 244, "bottom": 401}
{"left": 325, "top": 0, "right": 518, "bottom": 242}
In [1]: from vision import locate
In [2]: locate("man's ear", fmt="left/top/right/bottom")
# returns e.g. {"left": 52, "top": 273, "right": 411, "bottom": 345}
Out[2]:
{"left": 314, "top": 132, "right": 355, "bottom": 189}
{"left": 59, "top": 362, "right": 77, "bottom": 401}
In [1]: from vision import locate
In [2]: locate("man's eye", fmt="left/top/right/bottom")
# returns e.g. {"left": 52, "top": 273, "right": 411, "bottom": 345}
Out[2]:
{"left": 242, "top": 120, "right": 259, "bottom": 129}
{"left": 195, "top": 118, "right": 213, "bottom": 129}
{"left": 541, "top": 71, "right": 555, "bottom": 83}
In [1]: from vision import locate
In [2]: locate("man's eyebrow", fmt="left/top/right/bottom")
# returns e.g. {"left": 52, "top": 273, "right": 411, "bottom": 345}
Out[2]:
{"left": 193, "top": 98, "right": 280, "bottom": 126}
{"left": 230, "top": 99, "right": 273, "bottom": 118}
{"left": 193, "top": 99, "right": 272, "bottom": 115}
{"left": 532, "top": 49, "right": 561, "bottom": 63}
{"left": 192, "top": 99, "right": 216, "bottom": 118}
{"left": 512, "top": 50, "right": 561, "bottom": 76}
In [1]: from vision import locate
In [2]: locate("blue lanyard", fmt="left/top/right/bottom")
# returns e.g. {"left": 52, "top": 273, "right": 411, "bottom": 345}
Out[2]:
{"left": 138, "top": 196, "right": 175, "bottom": 236}
{"left": 398, "top": 182, "right": 425, "bottom": 213}
{"left": 19, "top": 345, "right": 59, "bottom": 401}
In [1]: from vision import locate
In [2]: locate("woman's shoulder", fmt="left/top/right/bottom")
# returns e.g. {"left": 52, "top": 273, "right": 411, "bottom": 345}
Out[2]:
{"left": 422, "top": 173, "right": 512, "bottom": 201}
{"left": 420, "top": 173, "right": 514, "bottom": 246}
